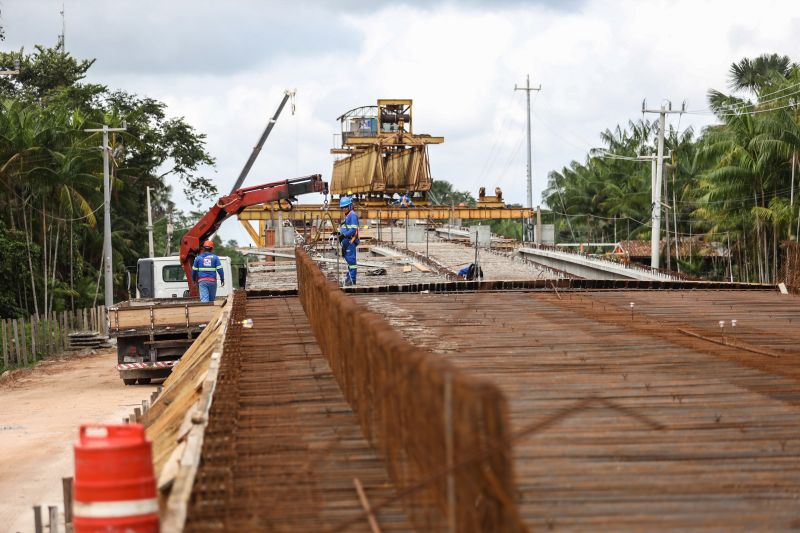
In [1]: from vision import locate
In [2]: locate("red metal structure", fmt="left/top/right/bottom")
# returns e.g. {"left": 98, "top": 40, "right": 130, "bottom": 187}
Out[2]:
{"left": 180, "top": 174, "right": 327, "bottom": 297}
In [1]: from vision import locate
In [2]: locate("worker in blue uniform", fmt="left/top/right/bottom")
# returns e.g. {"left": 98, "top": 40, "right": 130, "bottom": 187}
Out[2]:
{"left": 458, "top": 263, "right": 483, "bottom": 281}
{"left": 338, "top": 196, "right": 359, "bottom": 285}
{"left": 192, "top": 239, "right": 225, "bottom": 302}
{"left": 400, "top": 192, "right": 415, "bottom": 207}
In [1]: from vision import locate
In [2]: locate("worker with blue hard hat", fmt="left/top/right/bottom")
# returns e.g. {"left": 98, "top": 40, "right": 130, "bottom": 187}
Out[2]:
{"left": 338, "top": 196, "right": 359, "bottom": 285}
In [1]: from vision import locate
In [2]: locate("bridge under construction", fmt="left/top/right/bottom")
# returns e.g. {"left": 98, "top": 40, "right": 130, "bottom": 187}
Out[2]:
{"left": 140, "top": 244, "right": 800, "bottom": 532}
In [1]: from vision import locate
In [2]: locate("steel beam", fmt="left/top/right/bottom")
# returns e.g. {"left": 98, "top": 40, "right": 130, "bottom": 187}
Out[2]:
{"left": 239, "top": 205, "right": 533, "bottom": 221}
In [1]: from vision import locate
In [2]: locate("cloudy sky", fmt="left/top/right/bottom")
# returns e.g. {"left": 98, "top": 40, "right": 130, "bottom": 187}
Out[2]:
{"left": 3, "top": 0, "right": 800, "bottom": 243}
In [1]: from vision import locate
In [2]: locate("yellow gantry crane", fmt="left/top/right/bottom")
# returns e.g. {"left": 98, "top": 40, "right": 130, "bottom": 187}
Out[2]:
{"left": 237, "top": 98, "right": 532, "bottom": 247}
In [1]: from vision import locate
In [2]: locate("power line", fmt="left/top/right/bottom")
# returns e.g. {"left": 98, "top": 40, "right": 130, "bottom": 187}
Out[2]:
{"left": 685, "top": 93, "right": 800, "bottom": 117}
{"left": 477, "top": 91, "right": 524, "bottom": 184}
{"left": 716, "top": 82, "right": 800, "bottom": 112}
{"left": 683, "top": 82, "right": 800, "bottom": 115}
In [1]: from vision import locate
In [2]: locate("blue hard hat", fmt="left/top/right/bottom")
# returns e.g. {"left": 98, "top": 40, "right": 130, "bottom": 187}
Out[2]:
{"left": 340, "top": 196, "right": 353, "bottom": 208}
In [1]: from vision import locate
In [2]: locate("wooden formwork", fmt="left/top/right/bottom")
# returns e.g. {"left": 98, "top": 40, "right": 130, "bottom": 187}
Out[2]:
{"left": 139, "top": 295, "right": 233, "bottom": 531}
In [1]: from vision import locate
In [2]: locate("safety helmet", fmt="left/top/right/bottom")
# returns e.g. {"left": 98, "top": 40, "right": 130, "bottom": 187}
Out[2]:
{"left": 340, "top": 196, "right": 353, "bottom": 208}
{"left": 202, "top": 239, "right": 214, "bottom": 249}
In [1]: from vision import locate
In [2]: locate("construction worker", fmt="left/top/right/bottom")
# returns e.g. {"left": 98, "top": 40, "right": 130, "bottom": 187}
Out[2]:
{"left": 458, "top": 263, "right": 483, "bottom": 281}
{"left": 338, "top": 196, "right": 359, "bottom": 285}
{"left": 400, "top": 192, "right": 414, "bottom": 208}
{"left": 192, "top": 240, "right": 225, "bottom": 302}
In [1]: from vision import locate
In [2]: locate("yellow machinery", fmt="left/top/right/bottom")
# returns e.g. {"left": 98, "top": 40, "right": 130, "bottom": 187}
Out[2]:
{"left": 330, "top": 99, "right": 444, "bottom": 196}
{"left": 236, "top": 98, "right": 535, "bottom": 247}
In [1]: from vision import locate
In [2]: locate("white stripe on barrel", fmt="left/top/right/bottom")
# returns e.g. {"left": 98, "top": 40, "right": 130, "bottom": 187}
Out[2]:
{"left": 74, "top": 498, "right": 158, "bottom": 519}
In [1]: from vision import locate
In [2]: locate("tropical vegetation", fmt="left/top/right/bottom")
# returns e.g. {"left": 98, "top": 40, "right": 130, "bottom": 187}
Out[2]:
{"left": 543, "top": 53, "right": 800, "bottom": 282}
{"left": 0, "top": 43, "right": 217, "bottom": 318}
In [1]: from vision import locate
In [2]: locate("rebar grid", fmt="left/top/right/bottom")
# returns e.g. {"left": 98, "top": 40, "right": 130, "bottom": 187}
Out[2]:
{"left": 296, "top": 248, "right": 523, "bottom": 532}
{"left": 356, "top": 289, "right": 800, "bottom": 532}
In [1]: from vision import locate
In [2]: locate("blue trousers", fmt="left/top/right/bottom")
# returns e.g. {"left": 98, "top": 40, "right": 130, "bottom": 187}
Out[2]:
{"left": 198, "top": 281, "right": 217, "bottom": 302}
{"left": 342, "top": 243, "right": 357, "bottom": 284}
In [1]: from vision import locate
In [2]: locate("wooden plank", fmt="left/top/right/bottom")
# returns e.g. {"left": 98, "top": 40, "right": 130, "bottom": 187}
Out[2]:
{"left": 33, "top": 505, "right": 43, "bottom": 533}
{"left": 1, "top": 319, "right": 8, "bottom": 368}
{"left": 18, "top": 318, "right": 28, "bottom": 366}
{"left": 59, "top": 311, "right": 67, "bottom": 352}
{"left": 82, "top": 308, "right": 88, "bottom": 330}
{"left": 43, "top": 314, "right": 49, "bottom": 357}
{"left": 48, "top": 313, "right": 55, "bottom": 356}
{"left": 42, "top": 315, "right": 49, "bottom": 358}
{"left": 48, "top": 505, "right": 59, "bottom": 533}
{"left": 114, "top": 303, "right": 222, "bottom": 330}
{"left": 36, "top": 315, "right": 43, "bottom": 358}
{"left": 52, "top": 313, "right": 59, "bottom": 354}
{"left": 30, "top": 315, "right": 37, "bottom": 362}
{"left": 402, "top": 265, "right": 412, "bottom": 273}
{"left": 61, "top": 311, "right": 68, "bottom": 351}
{"left": 412, "top": 262, "right": 431, "bottom": 272}
{"left": 11, "top": 319, "right": 20, "bottom": 365}
{"left": 51, "top": 313, "right": 58, "bottom": 354}
{"left": 62, "top": 477, "right": 73, "bottom": 527}
{"left": 143, "top": 301, "right": 230, "bottom": 501}
{"left": 99, "top": 305, "right": 107, "bottom": 336}
{"left": 160, "top": 347, "right": 225, "bottom": 533}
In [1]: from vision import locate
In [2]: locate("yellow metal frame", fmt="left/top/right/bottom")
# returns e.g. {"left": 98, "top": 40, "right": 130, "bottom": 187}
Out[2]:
{"left": 238, "top": 204, "right": 533, "bottom": 246}
{"left": 239, "top": 204, "right": 532, "bottom": 220}
{"left": 378, "top": 99, "right": 413, "bottom": 134}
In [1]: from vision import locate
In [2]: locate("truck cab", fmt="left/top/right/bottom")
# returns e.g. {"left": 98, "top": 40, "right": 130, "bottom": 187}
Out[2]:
{"left": 136, "top": 256, "right": 233, "bottom": 299}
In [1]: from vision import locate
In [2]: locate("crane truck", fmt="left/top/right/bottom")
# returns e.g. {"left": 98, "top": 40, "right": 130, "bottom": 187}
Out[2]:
{"left": 111, "top": 174, "right": 327, "bottom": 384}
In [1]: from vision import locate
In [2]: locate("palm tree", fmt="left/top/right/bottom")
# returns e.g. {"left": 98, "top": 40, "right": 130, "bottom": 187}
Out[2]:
{"left": 696, "top": 57, "right": 800, "bottom": 282}
{"left": 729, "top": 54, "right": 793, "bottom": 93}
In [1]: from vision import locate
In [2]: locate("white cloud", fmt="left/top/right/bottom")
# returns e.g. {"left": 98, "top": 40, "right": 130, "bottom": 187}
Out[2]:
{"left": 4, "top": 0, "right": 800, "bottom": 243}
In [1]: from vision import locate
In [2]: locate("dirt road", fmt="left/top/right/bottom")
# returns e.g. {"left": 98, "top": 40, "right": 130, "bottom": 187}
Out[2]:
{"left": 0, "top": 350, "right": 156, "bottom": 532}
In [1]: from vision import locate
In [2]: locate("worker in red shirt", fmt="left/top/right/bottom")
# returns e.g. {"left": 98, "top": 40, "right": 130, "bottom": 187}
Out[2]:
{"left": 192, "top": 240, "right": 224, "bottom": 302}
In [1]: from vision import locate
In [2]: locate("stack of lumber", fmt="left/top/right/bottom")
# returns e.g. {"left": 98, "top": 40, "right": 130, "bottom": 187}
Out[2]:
{"left": 67, "top": 331, "right": 112, "bottom": 350}
{"left": 139, "top": 298, "right": 231, "bottom": 512}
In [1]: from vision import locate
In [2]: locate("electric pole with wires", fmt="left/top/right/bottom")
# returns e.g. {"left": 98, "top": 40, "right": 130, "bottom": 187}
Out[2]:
{"left": 515, "top": 74, "right": 541, "bottom": 242}
{"left": 84, "top": 123, "right": 127, "bottom": 310}
{"left": 642, "top": 100, "right": 683, "bottom": 269}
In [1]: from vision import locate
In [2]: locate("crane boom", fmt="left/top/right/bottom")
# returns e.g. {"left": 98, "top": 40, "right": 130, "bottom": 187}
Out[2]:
{"left": 230, "top": 90, "right": 295, "bottom": 194}
{"left": 180, "top": 174, "right": 327, "bottom": 297}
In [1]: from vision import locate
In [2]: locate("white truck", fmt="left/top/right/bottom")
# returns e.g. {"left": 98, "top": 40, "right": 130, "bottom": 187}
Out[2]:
{"left": 135, "top": 256, "right": 233, "bottom": 299}
{"left": 110, "top": 256, "right": 232, "bottom": 385}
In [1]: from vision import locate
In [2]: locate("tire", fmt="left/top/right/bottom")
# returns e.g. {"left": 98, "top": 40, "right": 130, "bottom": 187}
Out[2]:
{"left": 123, "top": 378, "right": 137, "bottom": 385}
{"left": 137, "top": 378, "right": 152, "bottom": 385}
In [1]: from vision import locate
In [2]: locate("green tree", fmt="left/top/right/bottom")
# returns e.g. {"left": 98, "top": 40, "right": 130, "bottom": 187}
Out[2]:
{"left": 0, "top": 44, "right": 216, "bottom": 317}
{"left": 428, "top": 179, "right": 476, "bottom": 206}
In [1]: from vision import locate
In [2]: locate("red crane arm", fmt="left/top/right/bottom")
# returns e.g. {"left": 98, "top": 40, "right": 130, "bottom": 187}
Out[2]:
{"left": 180, "top": 174, "right": 327, "bottom": 297}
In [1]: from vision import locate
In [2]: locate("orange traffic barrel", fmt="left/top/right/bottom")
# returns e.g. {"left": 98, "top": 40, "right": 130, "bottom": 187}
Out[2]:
{"left": 73, "top": 424, "right": 159, "bottom": 532}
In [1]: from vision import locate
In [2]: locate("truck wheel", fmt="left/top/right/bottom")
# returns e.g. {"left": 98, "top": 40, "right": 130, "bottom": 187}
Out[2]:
{"left": 137, "top": 378, "right": 152, "bottom": 385}
{"left": 123, "top": 378, "right": 137, "bottom": 385}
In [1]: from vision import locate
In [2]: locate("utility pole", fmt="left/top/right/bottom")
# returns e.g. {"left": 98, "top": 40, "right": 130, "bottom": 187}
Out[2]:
{"left": 84, "top": 124, "right": 127, "bottom": 309}
{"left": 636, "top": 152, "right": 670, "bottom": 268}
{"left": 146, "top": 186, "right": 155, "bottom": 258}
{"left": 642, "top": 100, "right": 683, "bottom": 269}
{"left": 535, "top": 205, "right": 542, "bottom": 245}
{"left": 515, "top": 74, "right": 541, "bottom": 241}
{"left": 165, "top": 213, "right": 174, "bottom": 256}
{"left": 58, "top": 2, "right": 66, "bottom": 51}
